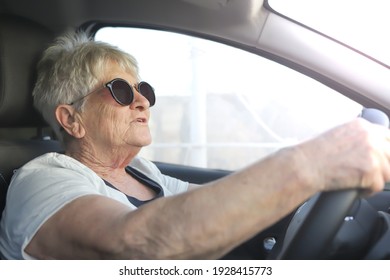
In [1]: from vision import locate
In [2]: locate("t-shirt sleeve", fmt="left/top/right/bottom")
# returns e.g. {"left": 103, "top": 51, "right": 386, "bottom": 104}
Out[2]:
{"left": 1, "top": 153, "right": 133, "bottom": 260}
{"left": 4, "top": 167, "right": 102, "bottom": 259}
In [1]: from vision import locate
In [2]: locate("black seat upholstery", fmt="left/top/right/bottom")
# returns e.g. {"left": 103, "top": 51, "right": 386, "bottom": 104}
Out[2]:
{"left": 0, "top": 16, "right": 62, "bottom": 215}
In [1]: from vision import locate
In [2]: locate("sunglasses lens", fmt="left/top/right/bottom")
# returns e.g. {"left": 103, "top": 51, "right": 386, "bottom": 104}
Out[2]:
{"left": 111, "top": 80, "right": 133, "bottom": 105}
{"left": 139, "top": 82, "right": 156, "bottom": 107}
{"left": 109, "top": 79, "right": 155, "bottom": 107}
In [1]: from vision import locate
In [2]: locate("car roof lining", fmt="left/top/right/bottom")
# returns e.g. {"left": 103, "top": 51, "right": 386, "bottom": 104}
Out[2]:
{"left": 0, "top": 0, "right": 266, "bottom": 37}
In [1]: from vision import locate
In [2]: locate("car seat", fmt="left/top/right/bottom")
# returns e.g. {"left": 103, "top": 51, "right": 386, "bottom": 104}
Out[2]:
{"left": 0, "top": 16, "right": 63, "bottom": 217}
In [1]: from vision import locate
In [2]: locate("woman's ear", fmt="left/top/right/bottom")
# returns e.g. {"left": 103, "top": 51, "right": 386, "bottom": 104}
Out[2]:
{"left": 55, "top": 105, "right": 85, "bottom": 139}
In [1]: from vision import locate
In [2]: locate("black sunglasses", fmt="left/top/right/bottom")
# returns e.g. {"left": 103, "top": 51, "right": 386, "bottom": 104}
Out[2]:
{"left": 69, "top": 78, "right": 156, "bottom": 107}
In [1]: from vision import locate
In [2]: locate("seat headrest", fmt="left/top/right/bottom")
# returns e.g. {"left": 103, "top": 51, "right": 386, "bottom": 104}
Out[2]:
{"left": 0, "top": 16, "right": 53, "bottom": 127}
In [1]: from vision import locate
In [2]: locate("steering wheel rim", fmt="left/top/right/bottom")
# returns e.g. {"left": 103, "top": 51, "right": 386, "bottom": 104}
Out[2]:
{"left": 275, "top": 190, "right": 360, "bottom": 259}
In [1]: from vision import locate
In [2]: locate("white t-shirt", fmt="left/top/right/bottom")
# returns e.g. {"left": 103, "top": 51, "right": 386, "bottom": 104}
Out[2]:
{"left": 0, "top": 152, "right": 189, "bottom": 260}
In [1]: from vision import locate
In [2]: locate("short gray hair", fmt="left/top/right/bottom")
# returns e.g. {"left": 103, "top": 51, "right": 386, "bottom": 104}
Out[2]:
{"left": 33, "top": 30, "right": 140, "bottom": 142}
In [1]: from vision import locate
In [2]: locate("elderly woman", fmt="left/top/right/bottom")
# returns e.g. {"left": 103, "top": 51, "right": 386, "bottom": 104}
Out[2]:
{"left": 0, "top": 31, "right": 389, "bottom": 260}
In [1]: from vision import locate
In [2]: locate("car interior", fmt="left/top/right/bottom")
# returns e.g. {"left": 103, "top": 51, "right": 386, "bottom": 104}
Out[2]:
{"left": 0, "top": 0, "right": 390, "bottom": 259}
{"left": 0, "top": 16, "right": 62, "bottom": 214}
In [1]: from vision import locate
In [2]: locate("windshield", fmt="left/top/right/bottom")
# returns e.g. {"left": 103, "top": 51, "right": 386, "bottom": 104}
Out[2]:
{"left": 268, "top": 0, "right": 390, "bottom": 67}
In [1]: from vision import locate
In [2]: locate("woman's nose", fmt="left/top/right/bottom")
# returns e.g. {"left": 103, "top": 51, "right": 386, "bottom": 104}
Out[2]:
{"left": 130, "top": 89, "right": 150, "bottom": 110}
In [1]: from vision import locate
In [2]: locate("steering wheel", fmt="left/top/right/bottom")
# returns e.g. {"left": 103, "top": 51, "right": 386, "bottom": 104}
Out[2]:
{"left": 273, "top": 108, "right": 390, "bottom": 259}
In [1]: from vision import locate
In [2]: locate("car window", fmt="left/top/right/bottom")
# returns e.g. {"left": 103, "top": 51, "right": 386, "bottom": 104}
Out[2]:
{"left": 268, "top": 0, "right": 390, "bottom": 66}
{"left": 95, "top": 27, "right": 362, "bottom": 170}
